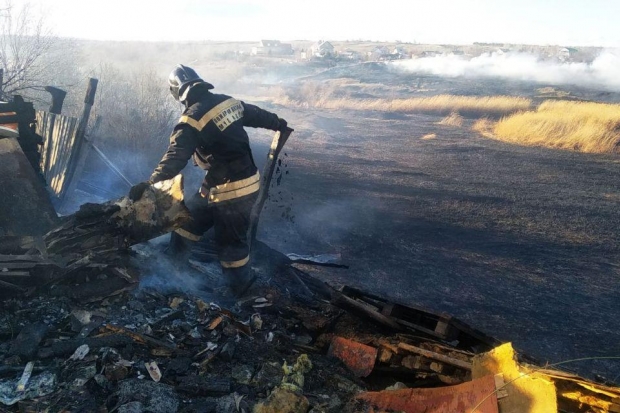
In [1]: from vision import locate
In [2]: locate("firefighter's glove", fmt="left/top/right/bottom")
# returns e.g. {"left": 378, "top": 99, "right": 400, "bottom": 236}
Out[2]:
{"left": 277, "top": 118, "right": 288, "bottom": 132}
{"left": 128, "top": 181, "right": 152, "bottom": 202}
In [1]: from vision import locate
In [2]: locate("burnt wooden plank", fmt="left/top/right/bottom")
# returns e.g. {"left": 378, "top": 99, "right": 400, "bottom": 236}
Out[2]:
{"left": 0, "top": 271, "right": 31, "bottom": 277}
{"left": 398, "top": 342, "right": 472, "bottom": 370}
{"left": 0, "top": 262, "right": 40, "bottom": 269}
{"left": 0, "top": 279, "right": 27, "bottom": 292}
{"left": 331, "top": 290, "right": 402, "bottom": 330}
{"left": 60, "top": 78, "right": 98, "bottom": 211}
{"left": 103, "top": 324, "right": 188, "bottom": 355}
{"left": 0, "top": 235, "right": 47, "bottom": 255}
{"left": 341, "top": 285, "right": 500, "bottom": 350}
{"left": 38, "top": 334, "right": 135, "bottom": 358}
{"left": 0, "top": 254, "right": 46, "bottom": 262}
{"left": 394, "top": 318, "right": 447, "bottom": 340}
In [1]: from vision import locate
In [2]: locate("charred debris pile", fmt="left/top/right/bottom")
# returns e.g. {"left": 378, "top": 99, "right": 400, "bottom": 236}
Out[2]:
{"left": 0, "top": 184, "right": 496, "bottom": 412}
{"left": 0, "top": 250, "right": 493, "bottom": 413}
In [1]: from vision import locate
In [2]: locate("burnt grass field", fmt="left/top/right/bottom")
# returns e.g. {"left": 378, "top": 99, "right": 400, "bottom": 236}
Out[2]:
{"left": 248, "top": 75, "right": 620, "bottom": 379}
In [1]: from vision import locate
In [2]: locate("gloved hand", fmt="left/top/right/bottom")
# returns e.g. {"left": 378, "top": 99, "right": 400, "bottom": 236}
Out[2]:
{"left": 128, "top": 181, "right": 152, "bottom": 201}
{"left": 277, "top": 117, "right": 288, "bottom": 132}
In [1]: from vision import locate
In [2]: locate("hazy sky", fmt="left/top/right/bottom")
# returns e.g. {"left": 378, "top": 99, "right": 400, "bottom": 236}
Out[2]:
{"left": 24, "top": 0, "right": 620, "bottom": 46}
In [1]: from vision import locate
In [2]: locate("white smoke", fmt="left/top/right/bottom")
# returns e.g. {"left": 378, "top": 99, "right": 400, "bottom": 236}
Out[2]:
{"left": 132, "top": 237, "right": 216, "bottom": 299}
{"left": 391, "top": 51, "right": 620, "bottom": 92}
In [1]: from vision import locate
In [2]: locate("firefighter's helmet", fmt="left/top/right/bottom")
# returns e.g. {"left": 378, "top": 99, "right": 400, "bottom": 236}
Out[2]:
{"left": 168, "top": 64, "right": 213, "bottom": 101}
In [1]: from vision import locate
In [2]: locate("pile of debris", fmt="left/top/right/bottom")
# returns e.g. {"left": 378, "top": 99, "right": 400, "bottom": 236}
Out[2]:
{"left": 0, "top": 268, "right": 477, "bottom": 412}
{"left": 0, "top": 174, "right": 190, "bottom": 300}
{"left": 2, "top": 232, "right": 620, "bottom": 412}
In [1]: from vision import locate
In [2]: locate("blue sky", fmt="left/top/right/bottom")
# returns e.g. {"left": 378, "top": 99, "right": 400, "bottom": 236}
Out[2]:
{"left": 24, "top": 0, "right": 620, "bottom": 46}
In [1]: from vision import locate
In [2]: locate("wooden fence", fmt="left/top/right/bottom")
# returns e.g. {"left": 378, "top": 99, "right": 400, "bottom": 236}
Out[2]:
{"left": 36, "top": 111, "right": 80, "bottom": 198}
{"left": 34, "top": 78, "right": 98, "bottom": 210}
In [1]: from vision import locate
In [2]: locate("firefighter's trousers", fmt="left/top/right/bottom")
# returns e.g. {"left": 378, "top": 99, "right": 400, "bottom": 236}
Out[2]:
{"left": 174, "top": 189, "right": 258, "bottom": 281}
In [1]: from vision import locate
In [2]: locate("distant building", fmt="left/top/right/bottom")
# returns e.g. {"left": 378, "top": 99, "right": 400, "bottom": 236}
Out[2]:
{"left": 311, "top": 40, "right": 335, "bottom": 57}
{"left": 339, "top": 49, "right": 362, "bottom": 60}
{"left": 392, "top": 47, "right": 407, "bottom": 56}
{"left": 368, "top": 46, "right": 390, "bottom": 60}
{"left": 251, "top": 40, "right": 294, "bottom": 56}
{"left": 387, "top": 47, "right": 408, "bottom": 60}
{"left": 558, "top": 47, "right": 572, "bottom": 61}
{"left": 420, "top": 50, "right": 440, "bottom": 58}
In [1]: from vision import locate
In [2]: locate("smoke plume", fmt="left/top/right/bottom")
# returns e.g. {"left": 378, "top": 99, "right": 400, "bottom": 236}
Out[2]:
{"left": 392, "top": 51, "right": 620, "bottom": 92}
{"left": 133, "top": 237, "right": 216, "bottom": 299}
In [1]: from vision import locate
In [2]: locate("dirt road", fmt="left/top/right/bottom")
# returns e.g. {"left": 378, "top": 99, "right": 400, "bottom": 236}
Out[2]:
{"left": 253, "top": 106, "right": 620, "bottom": 379}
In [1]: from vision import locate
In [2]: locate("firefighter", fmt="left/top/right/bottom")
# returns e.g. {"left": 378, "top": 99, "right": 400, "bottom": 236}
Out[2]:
{"left": 129, "top": 64, "right": 288, "bottom": 297}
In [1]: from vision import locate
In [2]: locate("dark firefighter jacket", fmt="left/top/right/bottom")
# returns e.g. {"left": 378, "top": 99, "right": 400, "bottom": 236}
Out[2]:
{"left": 150, "top": 82, "right": 281, "bottom": 203}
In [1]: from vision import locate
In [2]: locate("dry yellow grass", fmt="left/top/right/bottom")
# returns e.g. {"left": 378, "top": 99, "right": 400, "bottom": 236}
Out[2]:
{"left": 421, "top": 133, "right": 437, "bottom": 140}
{"left": 472, "top": 118, "right": 495, "bottom": 138}
{"left": 438, "top": 112, "right": 464, "bottom": 127}
{"left": 277, "top": 91, "right": 532, "bottom": 117}
{"left": 493, "top": 100, "right": 620, "bottom": 153}
{"left": 317, "top": 95, "right": 531, "bottom": 117}
{"left": 536, "top": 87, "right": 571, "bottom": 98}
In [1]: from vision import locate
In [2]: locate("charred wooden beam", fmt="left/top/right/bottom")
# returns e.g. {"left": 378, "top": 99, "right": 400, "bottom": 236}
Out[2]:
{"left": 38, "top": 334, "right": 135, "bottom": 358}
{"left": 398, "top": 342, "right": 472, "bottom": 371}
{"left": 103, "top": 324, "right": 188, "bottom": 356}
{"left": 59, "top": 78, "right": 98, "bottom": 211}
{"left": 340, "top": 285, "right": 500, "bottom": 351}
{"left": 331, "top": 290, "right": 402, "bottom": 331}
{"left": 176, "top": 376, "right": 232, "bottom": 397}
{"left": 44, "top": 86, "right": 67, "bottom": 114}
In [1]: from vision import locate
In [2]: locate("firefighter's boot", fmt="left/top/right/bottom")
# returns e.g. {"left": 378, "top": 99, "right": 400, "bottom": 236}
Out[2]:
{"left": 224, "top": 265, "right": 257, "bottom": 298}
{"left": 165, "top": 231, "right": 193, "bottom": 261}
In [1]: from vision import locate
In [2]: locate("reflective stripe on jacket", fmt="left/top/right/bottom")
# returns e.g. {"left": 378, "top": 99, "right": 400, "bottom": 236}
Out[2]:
{"left": 150, "top": 82, "right": 280, "bottom": 196}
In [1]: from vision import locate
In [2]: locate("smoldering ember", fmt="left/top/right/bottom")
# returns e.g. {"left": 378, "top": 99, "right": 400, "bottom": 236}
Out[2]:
{"left": 2, "top": 8, "right": 620, "bottom": 412}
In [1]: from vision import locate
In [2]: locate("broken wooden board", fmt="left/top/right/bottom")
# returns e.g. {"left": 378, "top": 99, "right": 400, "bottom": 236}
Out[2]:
{"left": 368, "top": 338, "right": 474, "bottom": 385}
{"left": 398, "top": 342, "right": 472, "bottom": 371}
{"left": 0, "top": 138, "right": 57, "bottom": 236}
{"left": 549, "top": 371, "right": 620, "bottom": 413}
{"left": 340, "top": 285, "right": 500, "bottom": 352}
